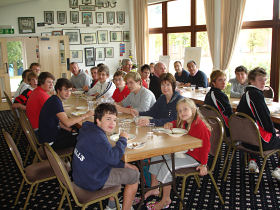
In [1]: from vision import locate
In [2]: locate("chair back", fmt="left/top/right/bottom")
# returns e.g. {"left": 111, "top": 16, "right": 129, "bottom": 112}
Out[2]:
{"left": 206, "top": 117, "right": 224, "bottom": 172}
{"left": 2, "top": 129, "right": 28, "bottom": 181}
{"left": 199, "top": 104, "right": 224, "bottom": 124}
{"left": 263, "top": 86, "right": 274, "bottom": 99}
{"left": 44, "top": 143, "right": 80, "bottom": 204}
{"left": 229, "top": 112, "right": 263, "bottom": 154}
{"left": 4, "top": 91, "right": 19, "bottom": 120}
{"left": 18, "top": 109, "right": 44, "bottom": 161}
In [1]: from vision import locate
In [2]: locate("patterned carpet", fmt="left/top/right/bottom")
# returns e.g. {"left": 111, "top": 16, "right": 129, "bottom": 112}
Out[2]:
{"left": 1, "top": 110, "right": 280, "bottom": 209}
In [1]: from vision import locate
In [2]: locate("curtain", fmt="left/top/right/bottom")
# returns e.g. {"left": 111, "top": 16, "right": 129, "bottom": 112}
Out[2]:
{"left": 134, "top": 0, "right": 149, "bottom": 67}
{"left": 220, "top": 0, "right": 246, "bottom": 71}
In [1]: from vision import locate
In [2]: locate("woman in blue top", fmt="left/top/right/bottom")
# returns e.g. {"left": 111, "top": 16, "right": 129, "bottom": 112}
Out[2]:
{"left": 131, "top": 73, "right": 183, "bottom": 126}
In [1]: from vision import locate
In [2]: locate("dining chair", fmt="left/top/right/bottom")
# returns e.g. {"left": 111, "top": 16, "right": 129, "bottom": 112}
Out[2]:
{"left": 223, "top": 112, "right": 280, "bottom": 194}
{"left": 199, "top": 104, "right": 231, "bottom": 177}
{"left": 3, "top": 91, "right": 22, "bottom": 142}
{"left": 18, "top": 109, "right": 73, "bottom": 163}
{"left": 175, "top": 116, "right": 225, "bottom": 210}
{"left": 263, "top": 86, "right": 274, "bottom": 99}
{"left": 44, "top": 143, "right": 121, "bottom": 210}
{"left": 2, "top": 128, "right": 56, "bottom": 210}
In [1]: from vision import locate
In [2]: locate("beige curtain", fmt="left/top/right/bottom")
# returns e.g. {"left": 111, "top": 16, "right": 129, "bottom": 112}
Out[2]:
{"left": 220, "top": 0, "right": 246, "bottom": 70}
{"left": 134, "top": 0, "right": 149, "bottom": 67}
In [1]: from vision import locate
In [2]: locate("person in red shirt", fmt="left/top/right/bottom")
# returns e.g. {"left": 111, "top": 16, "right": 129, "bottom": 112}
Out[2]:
{"left": 145, "top": 98, "right": 211, "bottom": 209}
{"left": 112, "top": 70, "right": 130, "bottom": 103}
{"left": 26, "top": 72, "right": 55, "bottom": 131}
{"left": 140, "top": 64, "right": 150, "bottom": 89}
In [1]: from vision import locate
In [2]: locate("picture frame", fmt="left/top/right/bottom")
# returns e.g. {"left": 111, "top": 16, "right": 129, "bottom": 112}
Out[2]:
{"left": 105, "top": 47, "right": 114, "bottom": 58}
{"left": 79, "top": 5, "right": 95, "bottom": 11}
{"left": 63, "top": 29, "right": 81, "bottom": 45}
{"left": 70, "top": 50, "right": 83, "bottom": 63}
{"left": 106, "top": 11, "right": 115, "bottom": 24}
{"left": 82, "top": 0, "right": 92, "bottom": 4}
{"left": 41, "top": 32, "right": 52, "bottom": 37}
{"left": 123, "top": 31, "right": 130, "bottom": 42}
{"left": 82, "top": 12, "right": 93, "bottom": 25}
{"left": 57, "top": 11, "right": 67, "bottom": 24}
{"left": 70, "top": 11, "right": 79, "bottom": 24}
{"left": 85, "top": 47, "right": 95, "bottom": 66}
{"left": 96, "top": 48, "right": 105, "bottom": 61}
{"left": 81, "top": 33, "right": 97, "bottom": 44}
{"left": 110, "top": 31, "right": 122, "bottom": 42}
{"left": 18, "top": 17, "right": 35, "bottom": 34}
{"left": 95, "top": 0, "right": 105, "bottom": 8}
{"left": 69, "top": 0, "right": 78, "bottom": 9}
{"left": 44, "top": 11, "right": 54, "bottom": 24}
{"left": 97, "top": 30, "right": 108, "bottom": 44}
{"left": 52, "top": 30, "right": 63, "bottom": 36}
{"left": 96, "top": 12, "right": 104, "bottom": 24}
{"left": 117, "top": 11, "right": 125, "bottom": 24}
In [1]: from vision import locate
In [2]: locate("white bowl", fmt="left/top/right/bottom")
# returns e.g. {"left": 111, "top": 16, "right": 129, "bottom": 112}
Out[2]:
{"left": 171, "top": 128, "right": 187, "bottom": 134}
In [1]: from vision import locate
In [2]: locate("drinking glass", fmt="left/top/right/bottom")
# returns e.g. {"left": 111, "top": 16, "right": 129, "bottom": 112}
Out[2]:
{"left": 147, "top": 122, "right": 155, "bottom": 140}
{"left": 87, "top": 101, "right": 94, "bottom": 111}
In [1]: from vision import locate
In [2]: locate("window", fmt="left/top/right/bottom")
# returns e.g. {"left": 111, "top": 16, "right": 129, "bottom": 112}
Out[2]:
{"left": 149, "top": 34, "right": 163, "bottom": 63}
{"left": 196, "top": 0, "right": 206, "bottom": 25}
{"left": 243, "top": 0, "right": 273, "bottom": 21}
{"left": 148, "top": 4, "right": 162, "bottom": 28}
{"left": 196, "top": 32, "right": 212, "bottom": 77}
{"left": 167, "top": 0, "right": 190, "bottom": 27}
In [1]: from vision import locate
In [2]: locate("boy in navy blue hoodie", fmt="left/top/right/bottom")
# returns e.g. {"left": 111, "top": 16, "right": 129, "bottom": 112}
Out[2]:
{"left": 72, "top": 103, "right": 139, "bottom": 210}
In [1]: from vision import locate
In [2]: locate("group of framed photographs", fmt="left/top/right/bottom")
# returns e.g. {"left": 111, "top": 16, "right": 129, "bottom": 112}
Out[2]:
{"left": 62, "top": 29, "right": 130, "bottom": 45}
{"left": 69, "top": 0, "right": 118, "bottom": 9}
{"left": 70, "top": 47, "right": 114, "bottom": 66}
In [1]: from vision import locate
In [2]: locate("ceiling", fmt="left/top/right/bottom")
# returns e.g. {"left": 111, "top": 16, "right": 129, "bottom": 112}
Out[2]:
{"left": 0, "top": 0, "right": 37, "bottom": 7}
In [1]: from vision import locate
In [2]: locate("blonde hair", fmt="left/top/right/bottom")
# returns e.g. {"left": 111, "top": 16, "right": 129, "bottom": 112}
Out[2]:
{"left": 210, "top": 70, "right": 226, "bottom": 87}
{"left": 176, "top": 98, "right": 211, "bottom": 132}
{"left": 124, "top": 72, "right": 142, "bottom": 85}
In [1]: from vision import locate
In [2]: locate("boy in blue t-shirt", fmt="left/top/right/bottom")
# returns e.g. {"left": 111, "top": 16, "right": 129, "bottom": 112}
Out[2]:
{"left": 72, "top": 103, "right": 139, "bottom": 210}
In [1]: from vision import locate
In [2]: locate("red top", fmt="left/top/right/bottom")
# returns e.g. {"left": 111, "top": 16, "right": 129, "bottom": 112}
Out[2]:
{"left": 26, "top": 86, "right": 50, "bottom": 129}
{"left": 112, "top": 85, "right": 130, "bottom": 103}
{"left": 142, "top": 79, "right": 148, "bottom": 88}
{"left": 171, "top": 116, "right": 211, "bottom": 164}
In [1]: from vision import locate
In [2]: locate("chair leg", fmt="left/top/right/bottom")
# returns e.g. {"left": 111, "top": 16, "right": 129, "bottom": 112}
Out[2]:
{"left": 23, "top": 146, "right": 31, "bottom": 166}
{"left": 23, "top": 183, "right": 35, "bottom": 210}
{"left": 58, "top": 189, "right": 67, "bottom": 209}
{"left": 219, "top": 144, "right": 232, "bottom": 178}
{"left": 99, "top": 201, "right": 103, "bottom": 210}
{"left": 179, "top": 176, "right": 187, "bottom": 210}
{"left": 194, "top": 175, "right": 201, "bottom": 188}
{"left": 254, "top": 156, "right": 268, "bottom": 194}
{"left": 115, "top": 195, "right": 120, "bottom": 210}
{"left": 33, "top": 183, "right": 39, "bottom": 196}
{"left": 244, "top": 152, "right": 248, "bottom": 167}
{"left": 223, "top": 148, "right": 237, "bottom": 182}
{"left": 15, "top": 128, "right": 23, "bottom": 145}
{"left": 65, "top": 191, "right": 72, "bottom": 210}
{"left": 15, "top": 178, "right": 25, "bottom": 205}
{"left": 209, "top": 172, "right": 224, "bottom": 205}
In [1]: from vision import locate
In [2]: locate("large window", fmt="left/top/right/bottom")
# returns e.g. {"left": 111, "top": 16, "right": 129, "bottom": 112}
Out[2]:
{"left": 167, "top": 0, "right": 190, "bottom": 27}
{"left": 149, "top": 34, "right": 163, "bottom": 64}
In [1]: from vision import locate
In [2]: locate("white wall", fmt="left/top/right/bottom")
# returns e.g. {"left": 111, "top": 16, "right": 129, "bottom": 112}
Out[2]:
{"left": 0, "top": 0, "right": 134, "bottom": 76}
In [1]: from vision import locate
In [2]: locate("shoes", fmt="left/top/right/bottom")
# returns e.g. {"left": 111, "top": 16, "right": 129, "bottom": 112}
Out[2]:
{"left": 104, "top": 204, "right": 134, "bottom": 210}
{"left": 146, "top": 201, "right": 169, "bottom": 210}
{"left": 272, "top": 167, "right": 280, "bottom": 181}
{"left": 248, "top": 160, "right": 259, "bottom": 173}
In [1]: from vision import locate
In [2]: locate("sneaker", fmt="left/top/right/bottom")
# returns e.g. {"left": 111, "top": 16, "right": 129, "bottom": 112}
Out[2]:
{"left": 248, "top": 160, "right": 259, "bottom": 173}
{"left": 272, "top": 167, "right": 280, "bottom": 181}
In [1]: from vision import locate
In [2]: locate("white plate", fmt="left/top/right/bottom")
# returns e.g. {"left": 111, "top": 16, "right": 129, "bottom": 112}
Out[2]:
{"left": 71, "top": 111, "right": 87, "bottom": 116}
{"left": 153, "top": 127, "right": 171, "bottom": 133}
{"left": 171, "top": 128, "right": 187, "bottom": 134}
{"left": 72, "top": 90, "right": 84, "bottom": 95}
{"left": 76, "top": 106, "right": 87, "bottom": 110}
{"left": 110, "top": 134, "right": 136, "bottom": 142}
{"left": 120, "top": 118, "right": 134, "bottom": 123}
{"left": 167, "top": 133, "right": 186, "bottom": 138}
{"left": 127, "top": 142, "right": 145, "bottom": 149}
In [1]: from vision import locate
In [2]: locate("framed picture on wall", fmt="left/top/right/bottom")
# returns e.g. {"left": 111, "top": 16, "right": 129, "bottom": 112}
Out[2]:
{"left": 63, "top": 29, "right": 81, "bottom": 45}
{"left": 96, "top": 12, "right": 104, "bottom": 24}
{"left": 123, "top": 31, "right": 130, "bottom": 42}
{"left": 70, "top": 11, "right": 79, "bottom": 24}
{"left": 57, "top": 11, "right": 67, "bottom": 24}
{"left": 79, "top": 5, "right": 95, "bottom": 11}
{"left": 52, "top": 30, "right": 63, "bottom": 36}
{"left": 105, "top": 47, "right": 114, "bottom": 58}
{"left": 82, "top": 12, "right": 93, "bottom": 25}
{"left": 110, "top": 31, "right": 122, "bottom": 42}
{"left": 44, "top": 11, "right": 54, "bottom": 24}
{"left": 41, "top": 32, "right": 52, "bottom": 36}
{"left": 116, "top": 11, "right": 125, "bottom": 24}
{"left": 95, "top": 0, "right": 105, "bottom": 8}
{"left": 81, "top": 33, "right": 97, "bottom": 44}
{"left": 18, "top": 17, "right": 35, "bottom": 34}
{"left": 97, "top": 30, "right": 108, "bottom": 44}
{"left": 70, "top": 50, "right": 83, "bottom": 63}
{"left": 69, "top": 0, "right": 78, "bottom": 9}
{"left": 82, "top": 0, "right": 92, "bottom": 4}
{"left": 85, "top": 47, "right": 95, "bottom": 66}
{"left": 106, "top": 11, "right": 115, "bottom": 24}
{"left": 96, "top": 48, "right": 105, "bottom": 61}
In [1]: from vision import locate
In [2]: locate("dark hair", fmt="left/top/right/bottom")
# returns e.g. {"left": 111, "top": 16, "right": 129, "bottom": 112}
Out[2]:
{"left": 37, "top": 72, "right": 55, "bottom": 86}
{"left": 29, "top": 63, "right": 40, "bottom": 69}
{"left": 70, "top": 62, "right": 77, "bottom": 65}
{"left": 174, "top": 61, "right": 182, "bottom": 65}
{"left": 94, "top": 103, "right": 118, "bottom": 124}
{"left": 27, "top": 72, "right": 38, "bottom": 82}
{"left": 235, "top": 65, "right": 248, "bottom": 74}
{"left": 159, "top": 73, "right": 176, "bottom": 92}
{"left": 210, "top": 70, "right": 226, "bottom": 87}
{"left": 187, "top": 60, "right": 197, "bottom": 66}
{"left": 98, "top": 64, "right": 110, "bottom": 75}
{"left": 22, "top": 69, "right": 31, "bottom": 80}
{"left": 97, "top": 63, "right": 104, "bottom": 68}
{"left": 140, "top": 64, "right": 150, "bottom": 72}
{"left": 55, "top": 78, "right": 73, "bottom": 92}
{"left": 248, "top": 67, "right": 267, "bottom": 84}
{"left": 113, "top": 70, "right": 126, "bottom": 79}
{"left": 90, "top": 66, "right": 98, "bottom": 71}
